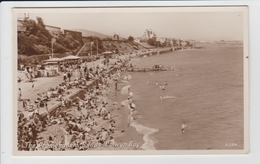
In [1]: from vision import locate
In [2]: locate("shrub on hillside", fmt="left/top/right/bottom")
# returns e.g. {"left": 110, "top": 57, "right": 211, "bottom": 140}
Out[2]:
{"left": 18, "top": 33, "right": 38, "bottom": 55}
{"left": 34, "top": 45, "right": 51, "bottom": 54}
{"left": 127, "top": 36, "right": 134, "bottom": 42}
{"left": 147, "top": 38, "right": 155, "bottom": 46}
{"left": 63, "top": 37, "right": 79, "bottom": 49}
{"left": 28, "top": 35, "right": 39, "bottom": 44}
{"left": 53, "top": 43, "right": 66, "bottom": 53}
{"left": 22, "top": 19, "right": 38, "bottom": 35}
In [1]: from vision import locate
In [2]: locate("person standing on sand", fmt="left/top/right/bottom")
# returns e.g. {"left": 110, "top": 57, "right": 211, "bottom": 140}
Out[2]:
{"left": 32, "top": 82, "right": 34, "bottom": 91}
{"left": 127, "top": 103, "right": 135, "bottom": 127}
{"left": 115, "top": 79, "right": 118, "bottom": 93}
{"left": 128, "top": 90, "right": 133, "bottom": 99}
{"left": 113, "top": 102, "right": 118, "bottom": 110}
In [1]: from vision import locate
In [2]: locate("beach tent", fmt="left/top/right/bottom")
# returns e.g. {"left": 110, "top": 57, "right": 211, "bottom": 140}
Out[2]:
{"left": 62, "top": 55, "right": 81, "bottom": 60}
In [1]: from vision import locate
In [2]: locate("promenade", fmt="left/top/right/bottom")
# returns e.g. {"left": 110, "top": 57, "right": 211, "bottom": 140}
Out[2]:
{"left": 17, "top": 57, "right": 117, "bottom": 119}
{"left": 17, "top": 47, "right": 174, "bottom": 118}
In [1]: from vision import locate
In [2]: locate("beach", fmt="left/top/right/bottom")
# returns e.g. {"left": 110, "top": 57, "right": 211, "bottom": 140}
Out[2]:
{"left": 17, "top": 46, "right": 244, "bottom": 151}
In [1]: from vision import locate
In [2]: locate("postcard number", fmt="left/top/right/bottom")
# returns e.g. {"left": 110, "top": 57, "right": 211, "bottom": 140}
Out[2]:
{"left": 225, "top": 143, "right": 238, "bottom": 147}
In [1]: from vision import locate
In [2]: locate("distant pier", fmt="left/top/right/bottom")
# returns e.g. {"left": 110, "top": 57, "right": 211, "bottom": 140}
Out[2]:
{"left": 127, "top": 67, "right": 173, "bottom": 72}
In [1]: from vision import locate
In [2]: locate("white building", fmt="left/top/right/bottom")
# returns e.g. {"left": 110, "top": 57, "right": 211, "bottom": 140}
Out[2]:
{"left": 134, "top": 39, "right": 140, "bottom": 43}
{"left": 45, "top": 25, "right": 61, "bottom": 36}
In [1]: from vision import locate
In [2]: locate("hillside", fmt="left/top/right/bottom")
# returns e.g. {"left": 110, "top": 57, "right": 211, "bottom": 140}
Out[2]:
{"left": 18, "top": 17, "right": 83, "bottom": 56}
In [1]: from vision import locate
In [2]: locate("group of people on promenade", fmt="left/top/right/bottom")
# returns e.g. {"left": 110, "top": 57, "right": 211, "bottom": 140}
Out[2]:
{"left": 17, "top": 55, "right": 134, "bottom": 151}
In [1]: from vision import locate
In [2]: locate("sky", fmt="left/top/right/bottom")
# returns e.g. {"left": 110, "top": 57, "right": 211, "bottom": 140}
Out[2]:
{"left": 17, "top": 9, "right": 244, "bottom": 41}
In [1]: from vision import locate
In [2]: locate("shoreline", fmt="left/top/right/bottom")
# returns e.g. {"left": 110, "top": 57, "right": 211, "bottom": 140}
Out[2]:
{"left": 105, "top": 79, "right": 145, "bottom": 150}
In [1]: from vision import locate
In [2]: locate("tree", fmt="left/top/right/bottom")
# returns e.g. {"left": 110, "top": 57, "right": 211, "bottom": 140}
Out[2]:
{"left": 147, "top": 37, "right": 157, "bottom": 46}
{"left": 22, "top": 19, "right": 37, "bottom": 35}
{"left": 147, "top": 38, "right": 155, "bottom": 46}
{"left": 127, "top": 36, "right": 134, "bottom": 42}
{"left": 36, "top": 17, "right": 45, "bottom": 28}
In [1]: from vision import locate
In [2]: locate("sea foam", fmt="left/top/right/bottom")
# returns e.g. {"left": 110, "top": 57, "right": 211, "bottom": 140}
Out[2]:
{"left": 121, "top": 85, "right": 131, "bottom": 95}
{"left": 131, "top": 121, "right": 159, "bottom": 150}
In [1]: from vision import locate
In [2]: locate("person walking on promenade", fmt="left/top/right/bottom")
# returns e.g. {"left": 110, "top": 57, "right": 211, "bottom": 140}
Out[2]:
{"left": 67, "top": 72, "right": 71, "bottom": 82}
{"left": 63, "top": 72, "right": 67, "bottom": 82}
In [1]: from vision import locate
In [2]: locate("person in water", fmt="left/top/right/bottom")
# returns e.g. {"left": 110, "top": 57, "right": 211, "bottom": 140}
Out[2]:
{"left": 162, "top": 85, "right": 165, "bottom": 91}
{"left": 182, "top": 122, "right": 187, "bottom": 134}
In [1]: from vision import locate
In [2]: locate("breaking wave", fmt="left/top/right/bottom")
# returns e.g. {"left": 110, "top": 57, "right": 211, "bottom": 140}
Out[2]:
{"left": 121, "top": 85, "right": 131, "bottom": 95}
{"left": 130, "top": 121, "right": 158, "bottom": 150}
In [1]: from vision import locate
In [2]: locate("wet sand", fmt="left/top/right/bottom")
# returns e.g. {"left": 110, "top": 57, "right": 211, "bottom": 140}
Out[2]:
{"left": 105, "top": 80, "right": 144, "bottom": 150}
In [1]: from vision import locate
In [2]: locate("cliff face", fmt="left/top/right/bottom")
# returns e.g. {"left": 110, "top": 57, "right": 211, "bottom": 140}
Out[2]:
{"left": 18, "top": 18, "right": 83, "bottom": 56}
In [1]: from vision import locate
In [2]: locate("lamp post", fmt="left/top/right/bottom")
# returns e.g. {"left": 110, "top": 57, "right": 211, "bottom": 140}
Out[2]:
{"left": 108, "top": 42, "right": 111, "bottom": 51}
{"left": 90, "top": 41, "right": 94, "bottom": 56}
{"left": 51, "top": 38, "right": 56, "bottom": 58}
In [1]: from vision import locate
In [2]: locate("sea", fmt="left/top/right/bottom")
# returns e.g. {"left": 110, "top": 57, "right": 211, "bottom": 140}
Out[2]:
{"left": 122, "top": 46, "right": 244, "bottom": 150}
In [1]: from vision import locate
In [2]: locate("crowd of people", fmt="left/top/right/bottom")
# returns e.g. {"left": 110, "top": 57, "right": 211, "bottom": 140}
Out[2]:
{"left": 17, "top": 55, "right": 135, "bottom": 151}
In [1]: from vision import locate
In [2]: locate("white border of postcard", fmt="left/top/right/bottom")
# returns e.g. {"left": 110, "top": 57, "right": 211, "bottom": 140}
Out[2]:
{"left": 3, "top": 2, "right": 260, "bottom": 164}
{"left": 11, "top": 6, "right": 249, "bottom": 156}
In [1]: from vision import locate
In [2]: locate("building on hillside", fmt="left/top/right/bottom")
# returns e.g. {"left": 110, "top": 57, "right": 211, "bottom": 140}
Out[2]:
{"left": 164, "top": 38, "right": 172, "bottom": 47}
{"left": 17, "top": 20, "right": 26, "bottom": 33}
{"left": 63, "top": 29, "right": 82, "bottom": 41}
{"left": 142, "top": 29, "right": 156, "bottom": 40}
{"left": 113, "top": 34, "right": 120, "bottom": 40}
{"left": 200, "top": 40, "right": 206, "bottom": 44}
{"left": 181, "top": 41, "right": 188, "bottom": 48}
{"left": 188, "top": 40, "right": 195, "bottom": 48}
{"left": 176, "top": 39, "right": 181, "bottom": 47}
{"left": 156, "top": 37, "right": 166, "bottom": 45}
{"left": 45, "top": 25, "right": 61, "bottom": 36}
